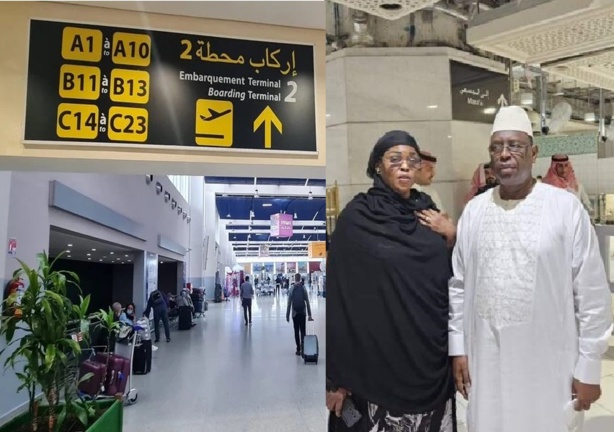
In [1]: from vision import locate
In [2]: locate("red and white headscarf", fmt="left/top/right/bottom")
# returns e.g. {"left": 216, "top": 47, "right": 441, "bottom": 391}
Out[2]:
{"left": 542, "top": 154, "right": 578, "bottom": 192}
{"left": 465, "top": 163, "right": 488, "bottom": 203}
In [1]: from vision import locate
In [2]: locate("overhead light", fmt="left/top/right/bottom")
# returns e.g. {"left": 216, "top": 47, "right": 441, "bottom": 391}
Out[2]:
{"left": 110, "top": 252, "right": 114, "bottom": 255}
{"left": 448, "top": 135, "right": 452, "bottom": 139}
{"left": 66, "top": 250, "right": 71, "bottom": 253}
{"left": 164, "top": 191, "right": 171, "bottom": 203}
{"left": 483, "top": 107, "right": 496, "bottom": 115}
{"left": 67, "top": 255, "right": 71, "bottom": 258}
{"left": 160, "top": 261, "right": 163, "bottom": 264}
{"left": 171, "top": 199, "right": 177, "bottom": 209}
{"left": 122, "top": 262, "right": 125, "bottom": 264}
{"left": 294, "top": 212, "right": 298, "bottom": 219}
{"left": 67, "top": 244, "right": 73, "bottom": 247}
{"left": 177, "top": 206, "right": 182, "bottom": 215}
{"left": 99, "top": 259, "right": 102, "bottom": 262}
{"left": 125, "top": 254, "right": 129, "bottom": 257}
{"left": 87, "top": 253, "right": 91, "bottom": 256}
{"left": 226, "top": 213, "right": 231, "bottom": 217}
{"left": 145, "top": 175, "right": 153, "bottom": 184}
{"left": 128, "top": 260, "right": 131, "bottom": 262}
{"left": 116, "top": 258, "right": 120, "bottom": 261}
{"left": 262, "top": 203, "right": 272, "bottom": 207}
{"left": 187, "top": 216, "right": 191, "bottom": 223}
{"left": 91, "top": 248, "right": 96, "bottom": 251}
{"left": 88, "top": 258, "right": 91, "bottom": 261}
{"left": 182, "top": 211, "right": 187, "bottom": 219}
{"left": 254, "top": 189, "right": 259, "bottom": 198}
{"left": 427, "top": 105, "right": 438, "bottom": 109}
{"left": 584, "top": 112, "right": 596, "bottom": 122}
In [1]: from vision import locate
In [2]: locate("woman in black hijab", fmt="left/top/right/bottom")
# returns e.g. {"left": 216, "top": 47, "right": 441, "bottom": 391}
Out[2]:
{"left": 326, "top": 131, "right": 456, "bottom": 432}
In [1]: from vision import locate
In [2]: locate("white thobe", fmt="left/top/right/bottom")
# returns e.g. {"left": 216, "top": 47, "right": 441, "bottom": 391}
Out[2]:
{"left": 449, "top": 183, "right": 613, "bottom": 432}
{"left": 414, "top": 184, "right": 445, "bottom": 214}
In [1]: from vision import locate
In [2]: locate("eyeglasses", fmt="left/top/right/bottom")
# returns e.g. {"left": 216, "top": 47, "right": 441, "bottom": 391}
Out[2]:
{"left": 488, "top": 142, "right": 531, "bottom": 156}
{"left": 384, "top": 155, "right": 423, "bottom": 169}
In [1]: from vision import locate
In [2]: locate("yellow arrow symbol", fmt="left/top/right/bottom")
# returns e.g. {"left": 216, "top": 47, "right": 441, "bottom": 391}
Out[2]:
{"left": 253, "top": 106, "right": 282, "bottom": 149}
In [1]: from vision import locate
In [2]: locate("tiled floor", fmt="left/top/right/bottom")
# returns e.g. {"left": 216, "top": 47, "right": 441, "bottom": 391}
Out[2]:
{"left": 123, "top": 293, "right": 326, "bottom": 432}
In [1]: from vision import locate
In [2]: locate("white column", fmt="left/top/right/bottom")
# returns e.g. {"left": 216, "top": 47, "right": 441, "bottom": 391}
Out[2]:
{"left": 188, "top": 176, "right": 205, "bottom": 288}
{"left": 203, "top": 183, "right": 219, "bottom": 300}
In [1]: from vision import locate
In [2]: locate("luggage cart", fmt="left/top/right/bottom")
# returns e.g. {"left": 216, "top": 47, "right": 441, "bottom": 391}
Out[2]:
{"left": 79, "top": 322, "right": 141, "bottom": 405}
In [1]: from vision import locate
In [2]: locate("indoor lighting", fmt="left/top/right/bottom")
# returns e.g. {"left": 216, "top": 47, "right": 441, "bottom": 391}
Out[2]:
{"left": 226, "top": 213, "right": 231, "bottom": 217}
{"left": 483, "top": 107, "right": 497, "bottom": 115}
{"left": 67, "top": 255, "right": 71, "bottom": 258}
{"left": 427, "top": 105, "right": 438, "bottom": 109}
{"left": 91, "top": 248, "right": 96, "bottom": 251}
{"left": 308, "top": 191, "right": 313, "bottom": 200}
{"left": 128, "top": 260, "right": 131, "bottom": 262}
{"left": 164, "top": 191, "right": 171, "bottom": 203}
{"left": 187, "top": 216, "right": 191, "bottom": 223}
{"left": 117, "top": 258, "right": 120, "bottom": 261}
{"left": 155, "top": 182, "right": 163, "bottom": 194}
{"left": 66, "top": 250, "right": 71, "bottom": 253}
{"left": 520, "top": 92, "right": 534, "bottom": 106}
{"left": 67, "top": 244, "right": 73, "bottom": 247}
{"left": 326, "top": 113, "right": 331, "bottom": 117}
{"left": 110, "top": 252, "right": 114, "bottom": 255}
{"left": 88, "top": 258, "right": 91, "bottom": 261}
{"left": 125, "top": 254, "right": 129, "bottom": 257}
{"left": 99, "top": 259, "right": 102, "bottom": 262}
{"left": 171, "top": 200, "right": 177, "bottom": 210}
{"left": 294, "top": 212, "right": 298, "bottom": 219}
{"left": 262, "top": 203, "right": 272, "bottom": 207}
{"left": 254, "top": 190, "right": 259, "bottom": 198}
{"left": 87, "top": 253, "right": 91, "bottom": 256}
{"left": 584, "top": 112, "right": 597, "bottom": 122}
{"left": 177, "top": 206, "right": 182, "bottom": 215}
{"left": 145, "top": 175, "right": 153, "bottom": 184}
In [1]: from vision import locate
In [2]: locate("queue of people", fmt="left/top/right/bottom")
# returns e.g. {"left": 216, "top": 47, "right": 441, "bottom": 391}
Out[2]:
{"left": 326, "top": 106, "right": 613, "bottom": 432}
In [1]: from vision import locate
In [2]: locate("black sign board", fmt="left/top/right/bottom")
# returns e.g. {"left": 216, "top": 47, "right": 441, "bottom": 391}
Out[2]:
{"left": 450, "top": 60, "right": 510, "bottom": 124}
{"left": 23, "top": 20, "right": 317, "bottom": 153}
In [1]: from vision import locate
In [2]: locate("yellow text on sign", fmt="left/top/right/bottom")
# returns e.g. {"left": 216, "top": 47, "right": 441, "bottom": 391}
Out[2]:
{"left": 59, "top": 64, "right": 101, "bottom": 100}
{"left": 110, "top": 69, "right": 150, "bottom": 104}
{"left": 195, "top": 99, "right": 234, "bottom": 147}
{"left": 56, "top": 103, "right": 99, "bottom": 140}
{"left": 61, "top": 27, "right": 103, "bottom": 63}
{"left": 108, "top": 107, "right": 149, "bottom": 143}
{"left": 112, "top": 32, "right": 151, "bottom": 67}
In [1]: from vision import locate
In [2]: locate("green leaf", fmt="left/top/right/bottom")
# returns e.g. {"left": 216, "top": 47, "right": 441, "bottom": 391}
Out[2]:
{"left": 44, "top": 345, "right": 56, "bottom": 372}
{"left": 55, "top": 405, "right": 68, "bottom": 432}
{"left": 78, "top": 372, "right": 94, "bottom": 384}
{"left": 72, "top": 401, "right": 88, "bottom": 426}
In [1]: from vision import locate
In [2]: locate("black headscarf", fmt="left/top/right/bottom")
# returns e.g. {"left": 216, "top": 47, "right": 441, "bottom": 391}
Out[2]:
{"left": 326, "top": 131, "right": 454, "bottom": 414}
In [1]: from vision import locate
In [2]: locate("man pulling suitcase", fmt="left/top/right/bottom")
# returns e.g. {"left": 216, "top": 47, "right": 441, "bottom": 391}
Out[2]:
{"left": 286, "top": 273, "right": 313, "bottom": 356}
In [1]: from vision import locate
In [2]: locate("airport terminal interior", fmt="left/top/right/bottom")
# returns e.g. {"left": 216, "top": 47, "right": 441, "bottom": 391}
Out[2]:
{"left": 1, "top": 0, "right": 614, "bottom": 431}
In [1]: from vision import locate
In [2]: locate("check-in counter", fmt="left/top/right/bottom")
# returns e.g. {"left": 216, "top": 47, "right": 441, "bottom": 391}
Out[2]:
{"left": 594, "top": 224, "right": 614, "bottom": 293}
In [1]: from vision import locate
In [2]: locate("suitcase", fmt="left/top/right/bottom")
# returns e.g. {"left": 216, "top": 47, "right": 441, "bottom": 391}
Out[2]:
{"left": 303, "top": 329, "right": 319, "bottom": 365}
{"left": 178, "top": 306, "right": 192, "bottom": 330}
{"left": 132, "top": 339, "right": 152, "bottom": 375}
{"left": 78, "top": 360, "right": 105, "bottom": 395}
{"left": 95, "top": 353, "right": 130, "bottom": 396}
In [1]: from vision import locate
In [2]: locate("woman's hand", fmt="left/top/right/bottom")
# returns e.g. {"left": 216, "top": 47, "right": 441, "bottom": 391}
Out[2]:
{"left": 417, "top": 209, "right": 456, "bottom": 244}
{"left": 326, "top": 388, "right": 351, "bottom": 417}
{"left": 453, "top": 356, "right": 471, "bottom": 400}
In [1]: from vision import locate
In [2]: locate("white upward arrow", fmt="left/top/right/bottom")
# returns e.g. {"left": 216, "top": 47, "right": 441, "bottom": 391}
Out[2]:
{"left": 497, "top": 94, "right": 508, "bottom": 107}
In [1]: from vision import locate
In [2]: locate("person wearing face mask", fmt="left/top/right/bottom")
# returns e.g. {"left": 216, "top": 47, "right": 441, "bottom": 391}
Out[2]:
{"left": 449, "top": 106, "right": 612, "bottom": 432}
{"left": 326, "top": 131, "right": 456, "bottom": 432}
{"left": 125, "top": 302, "right": 136, "bottom": 324}
{"left": 542, "top": 154, "right": 593, "bottom": 213}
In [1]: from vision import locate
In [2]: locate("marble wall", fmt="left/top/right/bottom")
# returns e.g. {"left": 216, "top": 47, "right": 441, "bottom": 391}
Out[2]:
{"left": 326, "top": 48, "right": 493, "bottom": 220}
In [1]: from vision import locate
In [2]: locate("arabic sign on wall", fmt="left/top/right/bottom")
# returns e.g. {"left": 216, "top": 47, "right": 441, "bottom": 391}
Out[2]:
{"left": 23, "top": 20, "right": 317, "bottom": 153}
{"left": 450, "top": 60, "right": 510, "bottom": 124}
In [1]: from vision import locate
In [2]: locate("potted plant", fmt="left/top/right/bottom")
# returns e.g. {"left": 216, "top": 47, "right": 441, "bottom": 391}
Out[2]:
{"left": 0, "top": 252, "right": 124, "bottom": 432}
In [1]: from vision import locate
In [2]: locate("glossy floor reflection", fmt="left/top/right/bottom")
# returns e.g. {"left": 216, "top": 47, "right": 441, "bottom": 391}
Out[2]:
{"left": 123, "top": 293, "right": 326, "bottom": 432}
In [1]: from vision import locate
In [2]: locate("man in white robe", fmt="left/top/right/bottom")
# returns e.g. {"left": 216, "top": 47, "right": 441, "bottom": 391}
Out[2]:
{"left": 449, "top": 106, "right": 613, "bottom": 432}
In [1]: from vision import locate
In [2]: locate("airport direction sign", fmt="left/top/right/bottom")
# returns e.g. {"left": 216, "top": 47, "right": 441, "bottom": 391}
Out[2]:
{"left": 23, "top": 19, "right": 317, "bottom": 153}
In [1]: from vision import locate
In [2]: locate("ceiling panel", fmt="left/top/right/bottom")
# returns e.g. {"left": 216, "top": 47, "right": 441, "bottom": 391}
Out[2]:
{"left": 49, "top": 228, "right": 136, "bottom": 264}
{"left": 212, "top": 176, "right": 326, "bottom": 257}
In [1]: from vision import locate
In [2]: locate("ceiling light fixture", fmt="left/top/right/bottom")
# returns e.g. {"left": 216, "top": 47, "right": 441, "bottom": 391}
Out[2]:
{"left": 262, "top": 203, "right": 272, "bottom": 207}
{"left": 584, "top": 112, "right": 597, "bottom": 122}
{"left": 171, "top": 199, "right": 177, "bottom": 210}
{"left": 483, "top": 107, "right": 497, "bottom": 115}
{"left": 164, "top": 191, "right": 171, "bottom": 203}
{"left": 92, "top": 248, "right": 96, "bottom": 251}
{"left": 125, "top": 254, "right": 129, "bottom": 257}
{"left": 87, "top": 253, "right": 91, "bottom": 256}
{"left": 187, "top": 216, "right": 191, "bottom": 223}
{"left": 254, "top": 189, "right": 259, "bottom": 198}
{"left": 177, "top": 206, "right": 182, "bottom": 215}
{"left": 145, "top": 175, "right": 153, "bottom": 184}
{"left": 110, "top": 252, "right": 114, "bottom": 255}
{"left": 427, "top": 105, "right": 438, "bottom": 109}
{"left": 308, "top": 191, "right": 313, "bottom": 200}
{"left": 155, "top": 182, "right": 163, "bottom": 194}
{"left": 67, "top": 244, "right": 73, "bottom": 247}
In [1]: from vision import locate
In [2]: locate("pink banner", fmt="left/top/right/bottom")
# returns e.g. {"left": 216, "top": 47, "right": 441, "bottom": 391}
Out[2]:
{"left": 270, "top": 213, "right": 293, "bottom": 237}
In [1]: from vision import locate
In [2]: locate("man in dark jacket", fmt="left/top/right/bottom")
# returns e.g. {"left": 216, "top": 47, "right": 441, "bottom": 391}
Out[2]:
{"left": 286, "top": 273, "right": 313, "bottom": 356}
{"left": 144, "top": 289, "right": 171, "bottom": 343}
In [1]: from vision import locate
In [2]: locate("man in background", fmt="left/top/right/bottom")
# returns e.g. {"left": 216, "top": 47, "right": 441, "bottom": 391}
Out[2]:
{"left": 144, "top": 289, "right": 171, "bottom": 343}
{"left": 286, "top": 273, "right": 313, "bottom": 356}
{"left": 542, "top": 154, "right": 593, "bottom": 213}
{"left": 240, "top": 276, "right": 254, "bottom": 326}
{"left": 413, "top": 150, "right": 445, "bottom": 213}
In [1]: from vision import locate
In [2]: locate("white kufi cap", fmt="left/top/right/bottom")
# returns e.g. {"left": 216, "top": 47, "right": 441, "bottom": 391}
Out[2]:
{"left": 491, "top": 106, "right": 533, "bottom": 137}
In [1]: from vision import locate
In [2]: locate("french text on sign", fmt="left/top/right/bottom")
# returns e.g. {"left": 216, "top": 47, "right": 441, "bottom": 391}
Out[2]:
{"left": 195, "top": 99, "right": 234, "bottom": 147}
{"left": 56, "top": 103, "right": 99, "bottom": 140}
{"left": 61, "top": 27, "right": 103, "bottom": 62}
{"left": 112, "top": 32, "right": 152, "bottom": 67}
{"left": 110, "top": 69, "right": 150, "bottom": 104}
{"left": 59, "top": 64, "right": 101, "bottom": 101}
{"left": 108, "top": 107, "right": 149, "bottom": 142}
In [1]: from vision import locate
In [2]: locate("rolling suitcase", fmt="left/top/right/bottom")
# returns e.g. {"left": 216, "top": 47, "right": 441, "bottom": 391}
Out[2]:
{"left": 132, "top": 339, "right": 152, "bottom": 375}
{"left": 303, "top": 321, "right": 319, "bottom": 364}
{"left": 178, "top": 305, "right": 192, "bottom": 330}
{"left": 78, "top": 360, "right": 105, "bottom": 395}
{"left": 95, "top": 353, "right": 130, "bottom": 396}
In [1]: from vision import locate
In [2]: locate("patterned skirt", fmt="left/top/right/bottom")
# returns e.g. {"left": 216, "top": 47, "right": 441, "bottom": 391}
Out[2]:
{"left": 329, "top": 397, "right": 455, "bottom": 432}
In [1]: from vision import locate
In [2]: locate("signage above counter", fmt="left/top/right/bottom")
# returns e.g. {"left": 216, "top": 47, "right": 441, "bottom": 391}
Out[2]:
{"left": 450, "top": 60, "right": 510, "bottom": 125}
{"left": 23, "top": 19, "right": 317, "bottom": 154}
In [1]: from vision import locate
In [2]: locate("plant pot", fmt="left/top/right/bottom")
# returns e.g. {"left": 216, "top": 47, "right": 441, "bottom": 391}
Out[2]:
{"left": 0, "top": 400, "right": 123, "bottom": 432}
